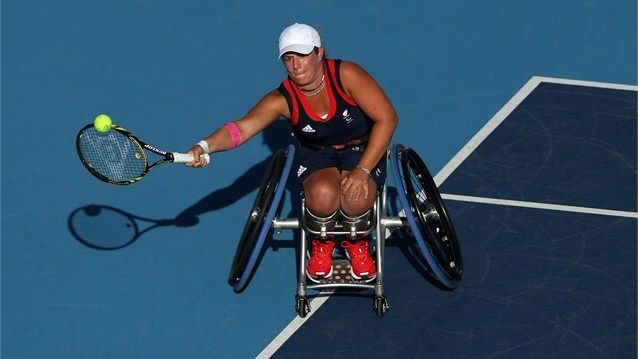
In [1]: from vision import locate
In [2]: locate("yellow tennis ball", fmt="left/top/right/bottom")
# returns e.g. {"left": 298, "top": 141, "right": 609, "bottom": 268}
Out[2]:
{"left": 94, "top": 114, "right": 113, "bottom": 133}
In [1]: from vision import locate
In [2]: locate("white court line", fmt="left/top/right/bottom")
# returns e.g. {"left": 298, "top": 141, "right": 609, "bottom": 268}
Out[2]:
{"left": 256, "top": 297, "right": 329, "bottom": 359}
{"left": 434, "top": 76, "right": 542, "bottom": 185}
{"left": 533, "top": 76, "right": 638, "bottom": 91}
{"left": 442, "top": 194, "right": 638, "bottom": 219}
{"left": 256, "top": 77, "right": 637, "bottom": 358}
{"left": 434, "top": 76, "right": 638, "bottom": 186}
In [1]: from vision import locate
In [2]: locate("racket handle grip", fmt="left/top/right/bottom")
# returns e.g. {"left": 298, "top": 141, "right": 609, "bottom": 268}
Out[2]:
{"left": 172, "top": 152, "right": 210, "bottom": 164}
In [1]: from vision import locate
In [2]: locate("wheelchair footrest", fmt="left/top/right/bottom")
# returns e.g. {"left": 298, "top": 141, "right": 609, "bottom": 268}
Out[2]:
{"left": 311, "top": 259, "right": 373, "bottom": 285}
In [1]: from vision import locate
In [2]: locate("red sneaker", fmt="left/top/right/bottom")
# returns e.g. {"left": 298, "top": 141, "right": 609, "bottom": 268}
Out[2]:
{"left": 341, "top": 240, "right": 377, "bottom": 281}
{"left": 307, "top": 240, "right": 335, "bottom": 282}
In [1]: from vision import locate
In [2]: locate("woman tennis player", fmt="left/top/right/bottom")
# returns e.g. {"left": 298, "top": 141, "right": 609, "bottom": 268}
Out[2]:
{"left": 186, "top": 23, "right": 398, "bottom": 282}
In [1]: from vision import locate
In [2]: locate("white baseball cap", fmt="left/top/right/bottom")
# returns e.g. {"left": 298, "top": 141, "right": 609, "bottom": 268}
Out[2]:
{"left": 278, "top": 23, "right": 321, "bottom": 58}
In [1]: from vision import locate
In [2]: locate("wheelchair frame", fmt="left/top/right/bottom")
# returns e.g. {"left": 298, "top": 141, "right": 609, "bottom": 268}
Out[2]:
{"left": 228, "top": 143, "right": 463, "bottom": 317}
{"left": 272, "top": 178, "right": 404, "bottom": 317}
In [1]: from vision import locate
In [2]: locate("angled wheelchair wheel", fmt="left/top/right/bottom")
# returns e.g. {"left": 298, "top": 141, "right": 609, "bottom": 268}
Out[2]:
{"left": 228, "top": 144, "right": 295, "bottom": 292}
{"left": 390, "top": 144, "right": 463, "bottom": 289}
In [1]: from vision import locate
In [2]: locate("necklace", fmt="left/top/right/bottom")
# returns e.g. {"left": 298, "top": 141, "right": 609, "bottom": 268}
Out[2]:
{"left": 301, "top": 75, "right": 325, "bottom": 97}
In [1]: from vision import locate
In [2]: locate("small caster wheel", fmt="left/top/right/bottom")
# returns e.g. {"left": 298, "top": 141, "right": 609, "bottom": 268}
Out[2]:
{"left": 373, "top": 295, "right": 389, "bottom": 317}
{"left": 295, "top": 295, "right": 311, "bottom": 318}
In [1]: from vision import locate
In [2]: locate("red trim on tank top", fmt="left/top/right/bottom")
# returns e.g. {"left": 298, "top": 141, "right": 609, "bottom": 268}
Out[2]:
{"left": 282, "top": 79, "right": 299, "bottom": 125}
{"left": 327, "top": 59, "right": 357, "bottom": 106}
{"left": 290, "top": 63, "right": 336, "bottom": 123}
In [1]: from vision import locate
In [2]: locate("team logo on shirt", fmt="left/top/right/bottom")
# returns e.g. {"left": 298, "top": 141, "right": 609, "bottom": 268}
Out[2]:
{"left": 297, "top": 165, "right": 307, "bottom": 177}
{"left": 301, "top": 125, "right": 316, "bottom": 133}
{"left": 342, "top": 109, "right": 354, "bottom": 124}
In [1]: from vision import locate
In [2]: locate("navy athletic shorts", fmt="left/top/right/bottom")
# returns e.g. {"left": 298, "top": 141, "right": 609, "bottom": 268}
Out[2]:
{"left": 295, "top": 145, "right": 387, "bottom": 191}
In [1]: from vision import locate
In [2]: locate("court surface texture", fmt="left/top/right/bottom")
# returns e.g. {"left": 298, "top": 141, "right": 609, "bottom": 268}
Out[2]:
{"left": 2, "top": 2, "right": 636, "bottom": 358}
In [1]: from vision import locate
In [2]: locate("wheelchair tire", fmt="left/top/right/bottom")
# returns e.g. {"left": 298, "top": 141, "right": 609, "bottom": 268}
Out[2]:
{"left": 228, "top": 144, "right": 296, "bottom": 292}
{"left": 390, "top": 144, "right": 463, "bottom": 289}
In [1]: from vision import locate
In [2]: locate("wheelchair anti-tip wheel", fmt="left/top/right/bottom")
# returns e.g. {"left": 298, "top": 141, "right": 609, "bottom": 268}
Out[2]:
{"left": 373, "top": 295, "right": 389, "bottom": 317}
{"left": 390, "top": 143, "right": 463, "bottom": 289}
{"left": 228, "top": 144, "right": 295, "bottom": 292}
{"left": 295, "top": 295, "right": 310, "bottom": 318}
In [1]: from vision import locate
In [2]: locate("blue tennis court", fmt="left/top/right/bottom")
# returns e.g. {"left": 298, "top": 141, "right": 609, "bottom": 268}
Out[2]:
{"left": 2, "top": 2, "right": 636, "bottom": 358}
{"left": 268, "top": 77, "right": 637, "bottom": 358}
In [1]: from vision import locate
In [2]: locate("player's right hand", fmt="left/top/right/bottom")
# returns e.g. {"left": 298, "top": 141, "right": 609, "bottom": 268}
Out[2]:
{"left": 185, "top": 145, "right": 210, "bottom": 168}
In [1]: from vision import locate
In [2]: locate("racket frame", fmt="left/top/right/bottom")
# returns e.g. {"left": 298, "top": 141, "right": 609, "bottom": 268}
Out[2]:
{"left": 76, "top": 124, "right": 179, "bottom": 185}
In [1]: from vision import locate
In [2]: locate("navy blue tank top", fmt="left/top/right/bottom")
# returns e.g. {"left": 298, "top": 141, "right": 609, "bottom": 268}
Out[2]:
{"left": 277, "top": 59, "right": 373, "bottom": 146}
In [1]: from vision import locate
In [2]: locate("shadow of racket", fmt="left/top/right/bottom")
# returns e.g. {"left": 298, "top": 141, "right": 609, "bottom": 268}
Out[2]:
{"left": 68, "top": 204, "right": 176, "bottom": 250}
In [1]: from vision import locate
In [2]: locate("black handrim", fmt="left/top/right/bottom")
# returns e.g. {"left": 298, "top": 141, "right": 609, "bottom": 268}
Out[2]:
{"left": 400, "top": 147, "right": 463, "bottom": 282}
{"left": 227, "top": 149, "right": 286, "bottom": 286}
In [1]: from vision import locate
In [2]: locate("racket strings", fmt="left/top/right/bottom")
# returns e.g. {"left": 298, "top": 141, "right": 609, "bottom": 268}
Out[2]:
{"left": 79, "top": 128, "right": 147, "bottom": 182}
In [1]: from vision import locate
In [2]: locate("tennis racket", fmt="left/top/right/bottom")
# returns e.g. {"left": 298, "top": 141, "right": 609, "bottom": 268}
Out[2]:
{"left": 76, "top": 123, "right": 210, "bottom": 185}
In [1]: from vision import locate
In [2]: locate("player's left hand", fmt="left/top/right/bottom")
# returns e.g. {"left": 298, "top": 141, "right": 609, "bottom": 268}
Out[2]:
{"left": 341, "top": 168, "right": 370, "bottom": 202}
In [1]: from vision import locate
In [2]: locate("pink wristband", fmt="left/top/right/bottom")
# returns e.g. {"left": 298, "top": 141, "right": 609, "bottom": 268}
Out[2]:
{"left": 223, "top": 122, "right": 242, "bottom": 148}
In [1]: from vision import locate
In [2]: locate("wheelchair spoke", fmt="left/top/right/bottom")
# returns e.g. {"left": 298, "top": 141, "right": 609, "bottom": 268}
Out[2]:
{"left": 391, "top": 144, "right": 463, "bottom": 287}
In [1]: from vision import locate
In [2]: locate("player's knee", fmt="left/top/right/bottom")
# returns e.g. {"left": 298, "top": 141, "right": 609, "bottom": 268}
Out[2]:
{"left": 341, "top": 201, "right": 373, "bottom": 217}
{"left": 304, "top": 181, "right": 340, "bottom": 216}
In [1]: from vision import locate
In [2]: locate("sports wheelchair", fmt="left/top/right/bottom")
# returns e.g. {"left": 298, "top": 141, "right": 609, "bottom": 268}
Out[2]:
{"left": 227, "top": 143, "right": 463, "bottom": 317}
